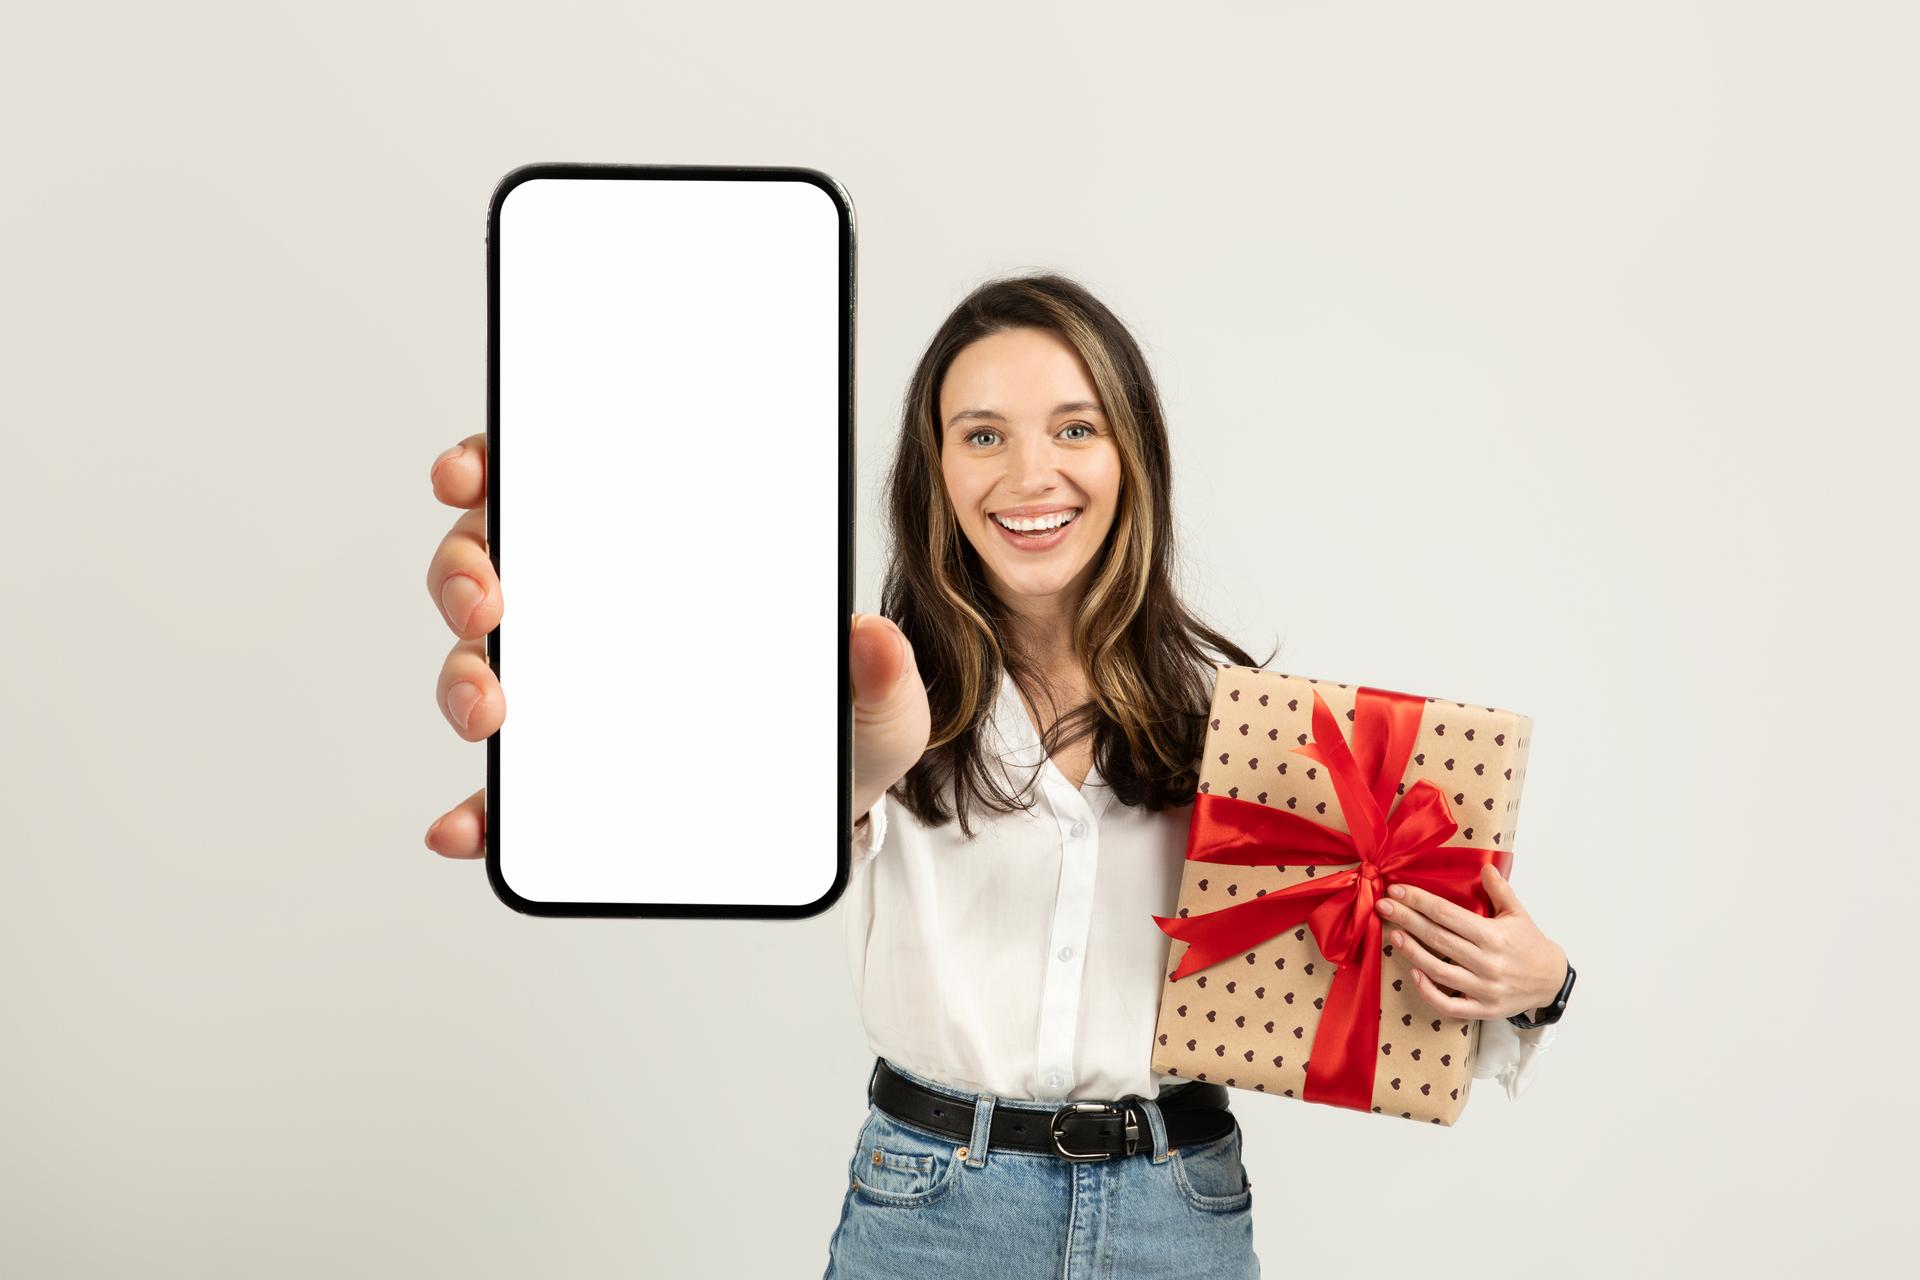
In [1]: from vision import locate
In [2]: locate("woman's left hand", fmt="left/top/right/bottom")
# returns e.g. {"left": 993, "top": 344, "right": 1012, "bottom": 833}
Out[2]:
{"left": 1375, "top": 864, "right": 1567, "bottom": 1020}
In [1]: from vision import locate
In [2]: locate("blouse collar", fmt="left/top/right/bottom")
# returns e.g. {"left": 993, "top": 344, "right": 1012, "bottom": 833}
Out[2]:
{"left": 990, "top": 668, "right": 1106, "bottom": 794}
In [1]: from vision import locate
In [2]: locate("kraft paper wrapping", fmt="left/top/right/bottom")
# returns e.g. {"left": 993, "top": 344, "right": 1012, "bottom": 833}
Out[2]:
{"left": 1150, "top": 665, "right": 1532, "bottom": 1125}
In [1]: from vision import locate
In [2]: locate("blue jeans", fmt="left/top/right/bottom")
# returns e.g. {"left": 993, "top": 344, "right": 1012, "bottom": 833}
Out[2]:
{"left": 822, "top": 1058, "right": 1259, "bottom": 1278}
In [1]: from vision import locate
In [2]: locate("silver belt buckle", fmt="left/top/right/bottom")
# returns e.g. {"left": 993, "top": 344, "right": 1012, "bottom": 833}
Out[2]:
{"left": 1049, "top": 1100, "right": 1139, "bottom": 1162}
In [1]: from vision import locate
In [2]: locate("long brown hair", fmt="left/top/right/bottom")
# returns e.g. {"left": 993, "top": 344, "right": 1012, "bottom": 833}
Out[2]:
{"left": 879, "top": 271, "right": 1276, "bottom": 836}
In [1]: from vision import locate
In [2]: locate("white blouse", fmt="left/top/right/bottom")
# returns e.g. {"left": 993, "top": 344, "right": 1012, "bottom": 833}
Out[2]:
{"left": 842, "top": 667, "right": 1558, "bottom": 1105}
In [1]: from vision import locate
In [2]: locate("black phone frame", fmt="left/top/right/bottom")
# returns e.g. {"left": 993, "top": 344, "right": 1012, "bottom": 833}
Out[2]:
{"left": 484, "top": 162, "right": 857, "bottom": 920}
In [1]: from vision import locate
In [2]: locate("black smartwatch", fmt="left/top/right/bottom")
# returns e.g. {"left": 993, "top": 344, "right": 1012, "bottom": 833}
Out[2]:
{"left": 1507, "top": 961, "right": 1575, "bottom": 1029}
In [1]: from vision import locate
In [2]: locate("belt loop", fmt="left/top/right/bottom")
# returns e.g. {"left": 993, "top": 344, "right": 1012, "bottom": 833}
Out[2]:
{"left": 965, "top": 1092, "right": 996, "bottom": 1168}
{"left": 1136, "top": 1097, "right": 1171, "bottom": 1164}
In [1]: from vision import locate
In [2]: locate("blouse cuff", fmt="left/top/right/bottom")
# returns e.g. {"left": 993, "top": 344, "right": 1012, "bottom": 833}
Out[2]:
{"left": 851, "top": 795, "right": 888, "bottom": 872}
{"left": 1473, "top": 1014, "right": 1560, "bottom": 1101}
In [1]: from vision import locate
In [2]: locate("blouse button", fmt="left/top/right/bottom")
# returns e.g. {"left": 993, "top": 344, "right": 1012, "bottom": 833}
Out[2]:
{"left": 1047, "top": 1072, "right": 1065, "bottom": 1089}
{"left": 1057, "top": 945, "right": 1074, "bottom": 962}
{"left": 1069, "top": 820, "right": 1089, "bottom": 839}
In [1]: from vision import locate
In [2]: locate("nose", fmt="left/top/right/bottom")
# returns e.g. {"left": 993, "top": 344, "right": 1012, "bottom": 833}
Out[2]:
{"left": 1001, "top": 430, "right": 1062, "bottom": 497}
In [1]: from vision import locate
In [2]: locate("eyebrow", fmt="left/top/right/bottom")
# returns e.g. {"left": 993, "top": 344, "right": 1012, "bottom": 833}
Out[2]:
{"left": 946, "top": 400, "right": 1105, "bottom": 429}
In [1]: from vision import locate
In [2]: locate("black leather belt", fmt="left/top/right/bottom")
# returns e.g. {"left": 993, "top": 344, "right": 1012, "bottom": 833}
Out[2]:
{"left": 868, "top": 1058, "right": 1235, "bottom": 1162}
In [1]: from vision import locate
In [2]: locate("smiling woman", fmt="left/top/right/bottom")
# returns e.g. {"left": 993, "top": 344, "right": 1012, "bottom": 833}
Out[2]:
{"left": 827, "top": 272, "right": 1279, "bottom": 1278}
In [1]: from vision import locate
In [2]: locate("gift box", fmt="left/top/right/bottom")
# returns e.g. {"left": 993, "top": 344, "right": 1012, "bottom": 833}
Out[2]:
{"left": 1150, "top": 665, "right": 1532, "bottom": 1125}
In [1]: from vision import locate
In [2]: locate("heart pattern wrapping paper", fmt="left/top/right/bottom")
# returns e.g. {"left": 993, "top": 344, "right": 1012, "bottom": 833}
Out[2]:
{"left": 1149, "top": 665, "right": 1532, "bottom": 1125}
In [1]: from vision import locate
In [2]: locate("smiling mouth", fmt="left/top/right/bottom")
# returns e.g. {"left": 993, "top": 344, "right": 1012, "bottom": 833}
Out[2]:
{"left": 990, "top": 509, "right": 1081, "bottom": 536}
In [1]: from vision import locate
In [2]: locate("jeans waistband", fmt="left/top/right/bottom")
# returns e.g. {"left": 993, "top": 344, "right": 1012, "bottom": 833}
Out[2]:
{"left": 866, "top": 1056, "right": 1234, "bottom": 1163}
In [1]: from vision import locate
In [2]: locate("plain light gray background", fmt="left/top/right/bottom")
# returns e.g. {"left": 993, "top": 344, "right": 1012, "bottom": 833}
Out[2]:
{"left": 4, "top": 2, "right": 1913, "bottom": 1276}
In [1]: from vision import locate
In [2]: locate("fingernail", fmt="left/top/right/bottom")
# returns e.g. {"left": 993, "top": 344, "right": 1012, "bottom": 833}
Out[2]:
{"left": 447, "top": 680, "right": 482, "bottom": 731}
{"left": 426, "top": 817, "right": 445, "bottom": 848}
{"left": 442, "top": 574, "right": 485, "bottom": 631}
{"left": 893, "top": 627, "right": 912, "bottom": 683}
{"left": 1389, "top": 884, "right": 1406, "bottom": 898}
{"left": 1379, "top": 900, "right": 1393, "bottom": 914}
{"left": 432, "top": 444, "right": 465, "bottom": 479}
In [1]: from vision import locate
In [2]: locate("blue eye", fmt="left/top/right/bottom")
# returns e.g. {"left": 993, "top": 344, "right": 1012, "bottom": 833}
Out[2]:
{"left": 1062, "top": 423, "right": 1094, "bottom": 440}
{"left": 965, "top": 429, "right": 999, "bottom": 447}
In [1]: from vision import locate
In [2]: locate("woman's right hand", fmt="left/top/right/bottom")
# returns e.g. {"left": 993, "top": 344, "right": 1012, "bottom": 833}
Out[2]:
{"left": 424, "top": 432, "right": 501, "bottom": 859}
{"left": 850, "top": 614, "right": 931, "bottom": 821}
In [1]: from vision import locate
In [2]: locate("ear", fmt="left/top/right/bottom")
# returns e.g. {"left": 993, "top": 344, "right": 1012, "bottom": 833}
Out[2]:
{"left": 1481, "top": 862, "right": 1525, "bottom": 917}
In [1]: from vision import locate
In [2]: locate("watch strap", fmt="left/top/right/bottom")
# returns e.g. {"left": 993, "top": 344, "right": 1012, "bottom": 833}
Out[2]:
{"left": 1507, "top": 961, "right": 1575, "bottom": 1029}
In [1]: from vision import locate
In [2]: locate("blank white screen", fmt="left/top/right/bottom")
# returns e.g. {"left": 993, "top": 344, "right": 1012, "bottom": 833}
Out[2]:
{"left": 496, "top": 174, "right": 841, "bottom": 907}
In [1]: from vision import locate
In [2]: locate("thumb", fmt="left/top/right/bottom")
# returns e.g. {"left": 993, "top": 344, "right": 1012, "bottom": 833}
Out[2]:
{"left": 1481, "top": 862, "right": 1525, "bottom": 917}
{"left": 850, "top": 613, "right": 915, "bottom": 709}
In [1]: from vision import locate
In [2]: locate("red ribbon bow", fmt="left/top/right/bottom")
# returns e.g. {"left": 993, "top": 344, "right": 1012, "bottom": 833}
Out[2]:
{"left": 1152, "top": 684, "right": 1512, "bottom": 1112}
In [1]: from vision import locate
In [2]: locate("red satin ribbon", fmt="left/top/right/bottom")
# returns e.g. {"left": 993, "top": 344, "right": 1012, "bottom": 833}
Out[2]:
{"left": 1152, "top": 685, "right": 1513, "bottom": 1112}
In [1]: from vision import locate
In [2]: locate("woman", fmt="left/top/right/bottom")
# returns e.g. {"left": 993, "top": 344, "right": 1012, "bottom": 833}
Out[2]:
{"left": 424, "top": 273, "right": 1570, "bottom": 1277}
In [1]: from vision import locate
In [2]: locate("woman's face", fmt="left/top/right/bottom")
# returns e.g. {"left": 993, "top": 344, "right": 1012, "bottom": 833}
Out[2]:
{"left": 939, "top": 327, "right": 1122, "bottom": 621}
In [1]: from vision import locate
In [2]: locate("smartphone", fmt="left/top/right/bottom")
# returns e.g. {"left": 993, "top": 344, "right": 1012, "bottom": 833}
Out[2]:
{"left": 484, "top": 162, "right": 856, "bottom": 919}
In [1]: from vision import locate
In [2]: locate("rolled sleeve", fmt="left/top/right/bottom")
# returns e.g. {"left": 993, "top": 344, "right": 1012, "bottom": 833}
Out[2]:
{"left": 851, "top": 795, "right": 888, "bottom": 873}
{"left": 1474, "top": 1015, "right": 1559, "bottom": 1101}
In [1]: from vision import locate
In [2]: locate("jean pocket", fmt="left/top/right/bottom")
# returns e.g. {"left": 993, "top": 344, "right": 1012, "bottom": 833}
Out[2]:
{"left": 848, "top": 1105, "right": 966, "bottom": 1209}
{"left": 1169, "top": 1123, "right": 1252, "bottom": 1213}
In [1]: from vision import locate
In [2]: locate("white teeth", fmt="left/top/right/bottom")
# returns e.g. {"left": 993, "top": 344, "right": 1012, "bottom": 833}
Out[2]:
{"left": 993, "top": 510, "right": 1078, "bottom": 532}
